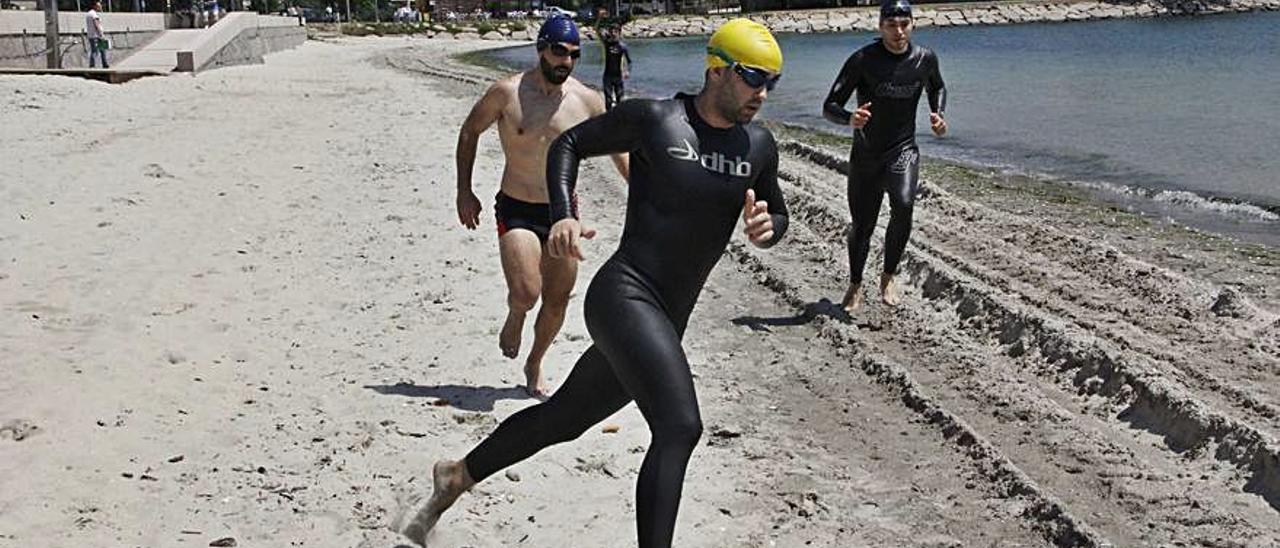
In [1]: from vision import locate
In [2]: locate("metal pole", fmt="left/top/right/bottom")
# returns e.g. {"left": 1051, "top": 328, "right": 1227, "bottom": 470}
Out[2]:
{"left": 44, "top": 0, "right": 61, "bottom": 68}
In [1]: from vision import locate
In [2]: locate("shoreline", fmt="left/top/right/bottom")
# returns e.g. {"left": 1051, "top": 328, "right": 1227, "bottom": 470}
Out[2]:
{"left": 769, "top": 119, "right": 1280, "bottom": 248}
{"left": 461, "top": 42, "right": 1280, "bottom": 251}
{"left": 434, "top": 38, "right": 1278, "bottom": 306}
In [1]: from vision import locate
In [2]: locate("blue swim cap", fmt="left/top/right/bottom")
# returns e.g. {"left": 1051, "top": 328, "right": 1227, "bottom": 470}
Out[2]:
{"left": 537, "top": 16, "right": 580, "bottom": 48}
{"left": 880, "top": 0, "right": 913, "bottom": 19}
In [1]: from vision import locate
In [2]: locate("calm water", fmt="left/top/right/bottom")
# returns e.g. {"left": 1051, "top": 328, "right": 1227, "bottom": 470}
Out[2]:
{"left": 487, "top": 13, "right": 1280, "bottom": 245}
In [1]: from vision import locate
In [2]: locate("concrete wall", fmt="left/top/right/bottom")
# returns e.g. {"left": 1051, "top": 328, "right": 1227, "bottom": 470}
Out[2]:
{"left": 0, "top": 11, "right": 166, "bottom": 34}
{"left": 0, "top": 10, "right": 166, "bottom": 68}
{"left": 175, "top": 13, "right": 300, "bottom": 71}
{"left": 0, "top": 28, "right": 159, "bottom": 68}
{"left": 203, "top": 24, "right": 305, "bottom": 70}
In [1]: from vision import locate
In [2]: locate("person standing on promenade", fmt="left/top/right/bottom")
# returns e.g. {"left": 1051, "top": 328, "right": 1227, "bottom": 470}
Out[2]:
{"left": 823, "top": 0, "right": 948, "bottom": 312}
{"left": 398, "top": 18, "right": 789, "bottom": 548}
{"left": 86, "top": 1, "right": 108, "bottom": 69}
{"left": 453, "top": 16, "right": 628, "bottom": 397}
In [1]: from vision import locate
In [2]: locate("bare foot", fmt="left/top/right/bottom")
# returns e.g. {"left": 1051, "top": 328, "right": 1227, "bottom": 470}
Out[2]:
{"left": 880, "top": 273, "right": 902, "bottom": 307}
{"left": 394, "top": 460, "right": 475, "bottom": 547}
{"left": 841, "top": 282, "right": 865, "bottom": 314}
{"left": 498, "top": 311, "right": 524, "bottom": 359}
{"left": 523, "top": 360, "right": 548, "bottom": 398}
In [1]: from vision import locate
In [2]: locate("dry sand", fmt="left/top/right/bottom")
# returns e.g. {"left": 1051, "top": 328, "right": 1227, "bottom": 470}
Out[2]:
{"left": 2, "top": 36, "right": 1279, "bottom": 548}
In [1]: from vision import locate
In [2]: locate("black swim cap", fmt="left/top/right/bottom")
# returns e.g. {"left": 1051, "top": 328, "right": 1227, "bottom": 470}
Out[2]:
{"left": 880, "top": 0, "right": 913, "bottom": 19}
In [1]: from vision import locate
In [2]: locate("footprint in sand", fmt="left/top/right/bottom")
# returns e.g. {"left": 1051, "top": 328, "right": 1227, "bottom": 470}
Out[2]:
{"left": 143, "top": 163, "right": 175, "bottom": 179}
{"left": 0, "top": 419, "right": 40, "bottom": 442}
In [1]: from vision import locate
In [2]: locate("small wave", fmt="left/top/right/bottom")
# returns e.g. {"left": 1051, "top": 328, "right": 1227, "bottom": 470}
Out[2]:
{"left": 1150, "top": 190, "right": 1280, "bottom": 222}
{"left": 1071, "top": 181, "right": 1279, "bottom": 222}
{"left": 922, "top": 146, "right": 1280, "bottom": 224}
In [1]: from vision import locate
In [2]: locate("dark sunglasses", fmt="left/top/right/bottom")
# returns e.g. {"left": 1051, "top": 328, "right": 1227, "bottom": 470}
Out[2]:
{"left": 547, "top": 43, "right": 581, "bottom": 59}
{"left": 733, "top": 63, "right": 782, "bottom": 90}
{"left": 707, "top": 46, "right": 781, "bottom": 90}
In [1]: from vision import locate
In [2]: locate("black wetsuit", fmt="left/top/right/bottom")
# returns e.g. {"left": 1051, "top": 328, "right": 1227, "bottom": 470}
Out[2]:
{"left": 465, "top": 94, "right": 788, "bottom": 548}
{"left": 602, "top": 38, "right": 631, "bottom": 111}
{"left": 823, "top": 39, "right": 946, "bottom": 284}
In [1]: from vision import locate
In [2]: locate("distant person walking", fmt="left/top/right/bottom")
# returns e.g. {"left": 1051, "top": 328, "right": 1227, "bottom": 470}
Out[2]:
{"left": 600, "top": 24, "right": 632, "bottom": 111}
{"left": 85, "top": 1, "right": 108, "bottom": 69}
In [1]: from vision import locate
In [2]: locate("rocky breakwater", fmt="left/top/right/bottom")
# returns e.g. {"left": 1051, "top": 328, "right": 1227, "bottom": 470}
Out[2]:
{"left": 623, "top": 0, "right": 1280, "bottom": 37}
{"left": 398, "top": 21, "right": 599, "bottom": 41}
{"left": 385, "top": 0, "right": 1277, "bottom": 41}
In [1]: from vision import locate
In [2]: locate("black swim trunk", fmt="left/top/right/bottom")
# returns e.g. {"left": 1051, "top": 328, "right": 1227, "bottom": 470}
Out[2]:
{"left": 494, "top": 191, "right": 553, "bottom": 242}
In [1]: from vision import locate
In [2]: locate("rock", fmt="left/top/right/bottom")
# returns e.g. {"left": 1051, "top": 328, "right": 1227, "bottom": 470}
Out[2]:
{"left": 455, "top": 32, "right": 481, "bottom": 40}
{"left": 481, "top": 31, "right": 504, "bottom": 41}
{"left": 209, "top": 538, "right": 237, "bottom": 547}
{"left": 1210, "top": 288, "right": 1252, "bottom": 318}
{"left": 505, "top": 470, "right": 521, "bottom": 482}
{"left": 707, "top": 424, "right": 743, "bottom": 447}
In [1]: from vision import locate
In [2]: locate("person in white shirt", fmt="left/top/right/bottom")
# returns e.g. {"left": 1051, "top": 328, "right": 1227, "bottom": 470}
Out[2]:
{"left": 85, "top": 1, "right": 108, "bottom": 68}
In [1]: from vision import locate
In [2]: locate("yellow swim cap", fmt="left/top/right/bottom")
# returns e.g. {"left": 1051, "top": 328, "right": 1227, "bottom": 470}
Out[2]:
{"left": 706, "top": 18, "right": 783, "bottom": 74}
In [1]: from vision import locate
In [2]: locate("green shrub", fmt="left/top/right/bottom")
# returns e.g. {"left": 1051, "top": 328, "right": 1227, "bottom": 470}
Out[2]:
{"left": 339, "top": 22, "right": 432, "bottom": 36}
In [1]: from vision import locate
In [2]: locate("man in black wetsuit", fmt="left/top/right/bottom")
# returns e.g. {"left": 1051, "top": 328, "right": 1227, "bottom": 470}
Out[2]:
{"left": 395, "top": 18, "right": 789, "bottom": 548}
{"left": 601, "top": 24, "right": 632, "bottom": 111}
{"left": 823, "top": 0, "right": 948, "bottom": 312}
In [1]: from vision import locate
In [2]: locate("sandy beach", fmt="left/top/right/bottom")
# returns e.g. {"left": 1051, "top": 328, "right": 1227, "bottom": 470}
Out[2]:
{"left": 2, "top": 36, "right": 1279, "bottom": 548}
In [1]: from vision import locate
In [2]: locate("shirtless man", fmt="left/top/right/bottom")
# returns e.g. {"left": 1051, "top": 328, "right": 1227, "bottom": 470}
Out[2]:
{"left": 454, "top": 16, "right": 628, "bottom": 397}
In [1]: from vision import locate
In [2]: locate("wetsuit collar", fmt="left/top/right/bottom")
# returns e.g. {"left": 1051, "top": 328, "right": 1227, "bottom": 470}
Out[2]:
{"left": 677, "top": 92, "right": 736, "bottom": 131}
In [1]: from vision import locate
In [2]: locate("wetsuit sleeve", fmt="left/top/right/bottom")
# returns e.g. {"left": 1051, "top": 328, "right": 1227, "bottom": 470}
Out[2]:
{"left": 926, "top": 52, "right": 947, "bottom": 115}
{"left": 751, "top": 133, "right": 789, "bottom": 248}
{"left": 623, "top": 45, "right": 631, "bottom": 66}
{"left": 546, "top": 99, "right": 649, "bottom": 221}
{"left": 822, "top": 53, "right": 861, "bottom": 126}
